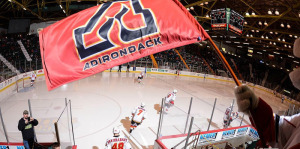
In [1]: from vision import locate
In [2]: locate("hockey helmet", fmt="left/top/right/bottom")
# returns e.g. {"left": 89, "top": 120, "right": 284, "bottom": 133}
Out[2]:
{"left": 113, "top": 127, "right": 120, "bottom": 134}
{"left": 173, "top": 89, "right": 178, "bottom": 94}
{"left": 141, "top": 102, "right": 146, "bottom": 108}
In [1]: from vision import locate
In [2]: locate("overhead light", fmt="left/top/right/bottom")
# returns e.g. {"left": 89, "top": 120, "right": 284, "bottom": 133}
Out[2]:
{"left": 294, "top": 61, "right": 300, "bottom": 64}
{"left": 234, "top": 42, "right": 240, "bottom": 44}
{"left": 282, "top": 38, "right": 285, "bottom": 42}
{"left": 190, "top": 7, "right": 194, "bottom": 10}
{"left": 270, "top": 31, "right": 273, "bottom": 34}
{"left": 244, "top": 21, "right": 247, "bottom": 25}
{"left": 251, "top": 30, "right": 254, "bottom": 32}
{"left": 263, "top": 50, "right": 266, "bottom": 52}
{"left": 8, "top": 0, "right": 12, "bottom": 2}
{"left": 204, "top": 2, "right": 209, "bottom": 4}
{"left": 246, "top": 34, "right": 249, "bottom": 37}
{"left": 280, "top": 67, "right": 283, "bottom": 69}
{"left": 281, "top": 23, "right": 284, "bottom": 27}
{"left": 287, "top": 69, "right": 290, "bottom": 72}
{"left": 244, "top": 43, "right": 250, "bottom": 45}
{"left": 289, "top": 45, "right": 291, "bottom": 48}
{"left": 248, "top": 47, "right": 253, "bottom": 49}
{"left": 266, "top": 36, "right": 269, "bottom": 39}
{"left": 230, "top": 36, "right": 236, "bottom": 38}
{"left": 268, "top": 9, "right": 272, "bottom": 15}
{"left": 272, "top": 65, "right": 276, "bottom": 67}
{"left": 250, "top": 34, "right": 253, "bottom": 37}
{"left": 261, "top": 35, "right": 264, "bottom": 38}
{"left": 247, "top": 54, "right": 252, "bottom": 57}
{"left": 211, "top": 36, "right": 217, "bottom": 38}
{"left": 266, "top": 63, "right": 269, "bottom": 65}
{"left": 60, "top": 5, "right": 63, "bottom": 9}
{"left": 275, "top": 10, "right": 279, "bottom": 15}
{"left": 278, "top": 38, "right": 281, "bottom": 41}
{"left": 256, "top": 30, "right": 259, "bottom": 32}
{"left": 246, "top": 12, "right": 249, "bottom": 15}
{"left": 269, "top": 41, "right": 272, "bottom": 44}
{"left": 23, "top": 7, "right": 26, "bottom": 10}
{"left": 225, "top": 41, "right": 231, "bottom": 43}
{"left": 287, "top": 24, "right": 291, "bottom": 28}
{"left": 273, "top": 42, "right": 276, "bottom": 45}
{"left": 289, "top": 34, "right": 293, "bottom": 37}
{"left": 187, "top": 8, "right": 190, "bottom": 11}
{"left": 274, "top": 52, "right": 280, "bottom": 54}
{"left": 258, "top": 21, "right": 262, "bottom": 25}
{"left": 257, "top": 52, "right": 262, "bottom": 54}
{"left": 284, "top": 44, "right": 287, "bottom": 47}
{"left": 251, "top": 11, "right": 255, "bottom": 15}
{"left": 63, "top": 9, "right": 66, "bottom": 13}
{"left": 275, "top": 32, "right": 278, "bottom": 34}
{"left": 77, "top": 0, "right": 81, "bottom": 2}
{"left": 206, "top": 14, "right": 209, "bottom": 18}
{"left": 237, "top": 46, "right": 243, "bottom": 48}
{"left": 264, "top": 21, "right": 268, "bottom": 26}
{"left": 295, "top": 35, "right": 298, "bottom": 38}
{"left": 256, "top": 40, "right": 258, "bottom": 42}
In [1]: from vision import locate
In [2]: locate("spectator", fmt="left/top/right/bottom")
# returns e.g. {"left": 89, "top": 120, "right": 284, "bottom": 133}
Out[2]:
{"left": 18, "top": 110, "right": 38, "bottom": 149}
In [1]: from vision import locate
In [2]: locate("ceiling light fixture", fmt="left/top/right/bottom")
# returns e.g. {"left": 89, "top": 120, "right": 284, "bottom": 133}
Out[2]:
{"left": 270, "top": 31, "right": 273, "bottom": 34}
{"left": 251, "top": 11, "right": 255, "bottom": 15}
{"left": 289, "top": 34, "right": 293, "bottom": 37}
{"left": 273, "top": 42, "right": 276, "bottom": 45}
{"left": 261, "top": 35, "right": 264, "bottom": 38}
{"left": 282, "top": 38, "right": 285, "bottom": 42}
{"left": 258, "top": 21, "right": 262, "bottom": 25}
{"left": 264, "top": 21, "right": 268, "bottom": 26}
{"left": 190, "top": 7, "right": 194, "bottom": 10}
{"left": 275, "top": 10, "right": 279, "bottom": 15}
{"left": 187, "top": 8, "right": 190, "bottom": 11}
{"left": 246, "top": 34, "right": 249, "bottom": 37}
{"left": 266, "top": 36, "right": 269, "bottom": 39}
{"left": 244, "top": 21, "right": 247, "bottom": 25}
{"left": 278, "top": 38, "right": 281, "bottom": 41}
{"left": 275, "top": 32, "right": 278, "bottom": 34}
{"left": 281, "top": 23, "right": 284, "bottom": 27}
{"left": 287, "top": 24, "right": 291, "bottom": 28}
{"left": 268, "top": 9, "right": 272, "bottom": 15}
{"left": 256, "top": 30, "right": 259, "bottom": 32}
{"left": 284, "top": 44, "right": 287, "bottom": 47}
{"left": 250, "top": 34, "right": 253, "bottom": 37}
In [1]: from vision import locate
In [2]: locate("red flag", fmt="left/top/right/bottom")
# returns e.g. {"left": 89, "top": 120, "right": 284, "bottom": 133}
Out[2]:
{"left": 39, "top": 0, "right": 209, "bottom": 90}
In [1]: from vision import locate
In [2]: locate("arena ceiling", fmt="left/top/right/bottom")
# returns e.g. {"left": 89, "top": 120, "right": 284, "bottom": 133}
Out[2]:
{"left": 0, "top": 0, "right": 299, "bottom": 57}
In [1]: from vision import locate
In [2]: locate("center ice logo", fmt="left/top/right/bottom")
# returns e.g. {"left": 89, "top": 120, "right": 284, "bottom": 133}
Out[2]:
{"left": 73, "top": 0, "right": 159, "bottom": 61}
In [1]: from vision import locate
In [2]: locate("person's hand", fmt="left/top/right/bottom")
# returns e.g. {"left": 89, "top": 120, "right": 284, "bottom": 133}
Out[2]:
{"left": 24, "top": 118, "right": 28, "bottom": 124}
{"left": 30, "top": 118, "right": 34, "bottom": 122}
{"left": 234, "top": 85, "right": 259, "bottom": 113}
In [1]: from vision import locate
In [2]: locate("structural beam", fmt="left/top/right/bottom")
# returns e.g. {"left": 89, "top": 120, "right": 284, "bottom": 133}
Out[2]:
{"left": 174, "top": 49, "right": 190, "bottom": 70}
{"left": 149, "top": 55, "right": 158, "bottom": 68}
{"left": 10, "top": 0, "right": 44, "bottom": 20}
{"left": 185, "top": 0, "right": 216, "bottom": 8}
{"left": 244, "top": 15, "right": 300, "bottom": 22}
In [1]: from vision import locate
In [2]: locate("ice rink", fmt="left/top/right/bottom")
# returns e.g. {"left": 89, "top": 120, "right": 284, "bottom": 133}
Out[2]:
{"left": 0, "top": 71, "right": 289, "bottom": 148}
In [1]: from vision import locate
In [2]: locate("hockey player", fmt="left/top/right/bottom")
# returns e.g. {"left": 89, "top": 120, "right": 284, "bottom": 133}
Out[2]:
{"left": 137, "top": 72, "right": 144, "bottom": 83}
{"left": 164, "top": 89, "right": 177, "bottom": 112}
{"left": 105, "top": 127, "right": 132, "bottom": 149}
{"left": 223, "top": 104, "right": 238, "bottom": 128}
{"left": 130, "top": 103, "right": 147, "bottom": 133}
{"left": 30, "top": 72, "right": 36, "bottom": 86}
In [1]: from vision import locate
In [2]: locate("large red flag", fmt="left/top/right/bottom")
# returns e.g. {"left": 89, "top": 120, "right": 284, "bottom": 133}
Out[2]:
{"left": 39, "top": 0, "right": 210, "bottom": 90}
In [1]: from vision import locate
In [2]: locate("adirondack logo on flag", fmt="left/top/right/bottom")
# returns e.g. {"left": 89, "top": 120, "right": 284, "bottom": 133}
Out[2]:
{"left": 73, "top": 0, "right": 160, "bottom": 65}
{"left": 39, "top": 0, "right": 209, "bottom": 90}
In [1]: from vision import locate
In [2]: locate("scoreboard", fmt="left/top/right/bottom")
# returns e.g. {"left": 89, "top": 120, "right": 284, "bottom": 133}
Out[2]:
{"left": 211, "top": 8, "right": 244, "bottom": 36}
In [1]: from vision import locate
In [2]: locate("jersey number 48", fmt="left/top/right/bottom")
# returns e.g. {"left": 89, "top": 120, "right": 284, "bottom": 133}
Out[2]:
{"left": 112, "top": 142, "right": 124, "bottom": 149}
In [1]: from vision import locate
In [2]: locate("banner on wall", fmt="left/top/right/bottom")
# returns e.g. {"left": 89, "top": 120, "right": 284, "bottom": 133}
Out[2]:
{"left": 39, "top": 0, "right": 209, "bottom": 90}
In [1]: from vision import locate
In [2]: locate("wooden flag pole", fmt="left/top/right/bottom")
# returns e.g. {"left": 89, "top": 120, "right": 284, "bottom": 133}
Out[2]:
{"left": 208, "top": 37, "right": 241, "bottom": 86}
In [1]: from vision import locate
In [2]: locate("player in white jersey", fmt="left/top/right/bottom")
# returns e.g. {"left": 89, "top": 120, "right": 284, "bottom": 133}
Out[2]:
{"left": 105, "top": 127, "right": 132, "bottom": 149}
{"left": 223, "top": 104, "right": 238, "bottom": 128}
{"left": 30, "top": 72, "right": 36, "bottom": 86}
{"left": 130, "top": 103, "right": 147, "bottom": 133}
{"left": 137, "top": 72, "right": 144, "bottom": 83}
{"left": 164, "top": 89, "right": 177, "bottom": 112}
